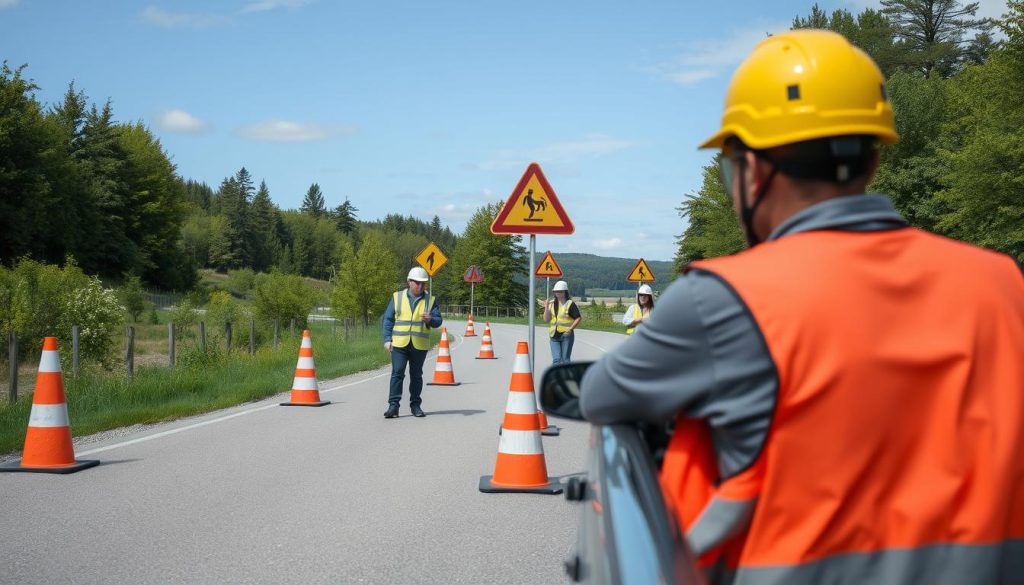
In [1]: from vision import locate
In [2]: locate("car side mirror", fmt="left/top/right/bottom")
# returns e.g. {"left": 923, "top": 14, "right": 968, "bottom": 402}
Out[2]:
{"left": 539, "top": 362, "right": 592, "bottom": 421}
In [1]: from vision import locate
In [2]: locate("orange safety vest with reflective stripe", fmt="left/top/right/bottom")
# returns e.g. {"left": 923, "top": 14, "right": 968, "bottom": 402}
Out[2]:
{"left": 391, "top": 289, "right": 435, "bottom": 351}
{"left": 662, "top": 227, "right": 1024, "bottom": 583}
{"left": 625, "top": 304, "right": 650, "bottom": 335}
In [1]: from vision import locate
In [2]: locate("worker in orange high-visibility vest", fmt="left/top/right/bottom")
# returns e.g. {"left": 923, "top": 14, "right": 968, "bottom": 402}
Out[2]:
{"left": 580, "top": 29, "right": 1024, "bottom": 584}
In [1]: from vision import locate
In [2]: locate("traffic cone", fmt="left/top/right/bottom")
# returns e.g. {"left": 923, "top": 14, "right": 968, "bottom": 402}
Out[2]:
{"left": 475, "top": 323, "right": 497, "bottom": 359}
{"left": 464, "top": 314, "right": 477, "bottom": 337}
{"left": 480, "top": 341, "right": 562, "bottom": 494}
{"left": 0, "top": 337, "right": 99, "bottom": 474}
{"left": 539, "top": 408, "right": 560, "bottom": 437}
{"left": 426, "top": 327, "right": 460, "bottom": 386}
{"left": 280, "top": 330, "right": 330, "bottom": 407}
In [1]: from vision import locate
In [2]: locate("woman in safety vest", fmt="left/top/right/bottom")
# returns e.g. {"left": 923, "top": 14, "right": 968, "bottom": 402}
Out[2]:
{"left": 542, "top": 280, "right": 581, "bottom": 365}
{"left": 622, "top": 284, "right": 654, "bottom": 335}
{"left": 579, "top": 29, "right": 1024, "bottom": 584}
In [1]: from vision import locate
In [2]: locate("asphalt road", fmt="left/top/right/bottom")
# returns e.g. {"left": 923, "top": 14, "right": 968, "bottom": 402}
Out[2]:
{"left": 0, "top": 321, "right": 626, "bottom": 585}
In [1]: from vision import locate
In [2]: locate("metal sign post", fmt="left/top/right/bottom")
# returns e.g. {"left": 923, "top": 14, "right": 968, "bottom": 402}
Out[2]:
{"left": 470, "top": 281, "right": 475, "bottom": 317}
{"left": 528, "top": 235, "right": 536, "bottom": 376}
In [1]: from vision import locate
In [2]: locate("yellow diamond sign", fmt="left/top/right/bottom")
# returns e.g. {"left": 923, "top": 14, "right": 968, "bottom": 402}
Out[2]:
{"left": 415, "top": 242, "right": 448, "bottom": 277}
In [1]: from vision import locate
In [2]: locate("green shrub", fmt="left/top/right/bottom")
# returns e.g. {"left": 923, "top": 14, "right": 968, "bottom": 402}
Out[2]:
{"left": 0, "top": 258, "right": 124, "bottom": 365}
{"left": 119, "top": 275, "right": 146, "bottom": 323}
{"left": 252, "top": 272, "right": 317, "bottom": 329}
{"left": 225, "top": 268, "right": 256, "bottom": 298}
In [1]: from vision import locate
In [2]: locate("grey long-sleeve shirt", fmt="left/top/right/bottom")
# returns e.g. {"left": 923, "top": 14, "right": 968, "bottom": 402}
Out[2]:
{"left": 579, "top": 194, "right": 908, "bottom": 479}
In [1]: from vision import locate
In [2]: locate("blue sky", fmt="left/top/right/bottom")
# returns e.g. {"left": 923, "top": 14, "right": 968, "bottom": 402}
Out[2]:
{"left": 0, "top": 0, "right": 1008, "bottom": 262}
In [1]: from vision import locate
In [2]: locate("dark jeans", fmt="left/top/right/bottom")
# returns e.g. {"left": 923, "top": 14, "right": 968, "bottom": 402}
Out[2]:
{"left": 389, "top": 344, "right": 427, "bottom": 407}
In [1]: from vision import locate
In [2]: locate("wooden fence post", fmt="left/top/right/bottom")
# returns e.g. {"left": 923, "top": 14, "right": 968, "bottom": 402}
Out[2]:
{"left": 200, "top": 321, "right": 207, "bottom": 353}
{"left": 344, "top": 318, "right": 350, "bottom": 343}
{"left": 225, "top": 322, "right": 232, "bottom": 353}
{"left": 290, "top": 319, "right": 295, "bottom": 340}
{"left": 72, "top": 325, "right": 80, "bottom": 378}
{"left": 168, "top": 322, "right": 175, "bottom": 367}
{"left": 273, "top": 320, "right": 279, "bottom": 349}
{"left": 249, "top": 320, "right": 255, "bottom": 356}
{"left": 8, "top": 330, "right": 17, "bottom": 403}
{"left": 126, "top": 326, "right": 135, "bottom": 383}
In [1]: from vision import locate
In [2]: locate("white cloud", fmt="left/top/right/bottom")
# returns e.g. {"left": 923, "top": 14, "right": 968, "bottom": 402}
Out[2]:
{"left": 651, "top": 21, "right": 789, "bottom": 86}
{"left": 153, "top": 109, "right": 207, "bottom": 134}
{"left": 475, "top": 133, "right": 637, "bottom": 171}
{"left": 534, "top": 133, "right": 636, "bottom": 161}
{"left": 241, "top": 0, "right": 312, "bottom": 13}
{"left": 234, "top": 120, "right": 354, "bottom": 142}
{"left": 141, "top": 6, "right": 222, "bottom": 28}
{"left": 0, "top": 0, "right": 19, "bottom": 9}
{"left": 592, "top": 237, "right": 623, "bottom": 251}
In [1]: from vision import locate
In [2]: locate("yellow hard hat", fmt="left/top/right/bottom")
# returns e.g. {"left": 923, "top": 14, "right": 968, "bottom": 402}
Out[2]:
{"left": 700, "top": 29, "right": 899, "bottom": 150}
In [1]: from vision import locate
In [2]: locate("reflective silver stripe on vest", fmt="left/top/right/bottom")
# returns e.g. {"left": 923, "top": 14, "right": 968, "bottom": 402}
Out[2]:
{"left": 687, "top": 496, "right": 756, "bottom": 556}
{"left": 722, "top": 539, "right": 1024, "bottom": 585}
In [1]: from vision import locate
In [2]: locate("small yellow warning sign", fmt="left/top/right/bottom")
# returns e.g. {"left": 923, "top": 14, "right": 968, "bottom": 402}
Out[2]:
{"left": 491, "top": 163, "right": 574, "bottom": 235}
{"left": 626, "top": 258, "right": 655, "bottom": 283}
{"left": 535, "top": 251, "right": 564, "bottom": 277}
{"left": 415, "top": 242, "right": 448, "bottom": 277}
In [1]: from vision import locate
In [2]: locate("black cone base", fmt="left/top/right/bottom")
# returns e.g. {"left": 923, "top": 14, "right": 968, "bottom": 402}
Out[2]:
{"left": 0, "top": 459, "right": 100, "bottom": 474}
{"left": 479, "top": 475, "right": 563, "bottom": 494}
{"left": 280, "top": 400, "right": 330, "bottom": 407}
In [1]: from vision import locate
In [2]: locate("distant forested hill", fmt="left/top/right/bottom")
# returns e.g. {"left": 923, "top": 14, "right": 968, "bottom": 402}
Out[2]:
{"left": 551, "top": 253, "right": 677, "bottom": 294}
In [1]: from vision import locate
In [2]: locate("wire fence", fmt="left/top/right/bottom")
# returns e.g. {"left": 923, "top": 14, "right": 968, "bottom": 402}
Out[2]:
{"left": 440, "top": 305, "right": 527, "bottom": 319}
{"left": 1, "top": 317, "right": 378, "bottom": 403}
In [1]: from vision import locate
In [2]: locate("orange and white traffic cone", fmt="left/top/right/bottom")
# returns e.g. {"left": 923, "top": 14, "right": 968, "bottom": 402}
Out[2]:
{"left": 0, "top": 337, "right": 99, "bottom": 474}
{"left": 280, "top": 330, "right": 330, "bottom": 407}
{"left": 464, "top": 314, "right": 477, "bottom": 337}
{"left": 475, "top": 323, "right": 497, "bottom": 359}
{"left": 426, "top": 327, "right": 460, "bottom": 386}
{"left": 480, "top": 341, "right": 562, "bottom": 494}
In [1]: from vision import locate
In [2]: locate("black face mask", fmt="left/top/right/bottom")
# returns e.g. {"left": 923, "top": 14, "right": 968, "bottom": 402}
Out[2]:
{"left": 720, "top": 151, "right": 778, "bottom": 248}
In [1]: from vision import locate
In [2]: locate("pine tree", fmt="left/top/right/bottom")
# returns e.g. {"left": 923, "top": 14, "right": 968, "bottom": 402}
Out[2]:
{"left": 301, "top": 182, "right": 326, "bottom": 218}
{"left": 674, "top": 157, "right": 745, "bottom": 269}
{"left": 249, "top": 180, "right": 280, "bottom": 272}
{"left": 881, "top": 0, "right": 992, "bottom": 77}
{"left": 331, "top": 198, "right": 358, "bottom": 234}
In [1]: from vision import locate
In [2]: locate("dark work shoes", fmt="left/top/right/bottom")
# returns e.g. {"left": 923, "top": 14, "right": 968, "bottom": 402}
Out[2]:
{"left": 384, "top": 405, "right": 399, "bottom": 419}
{"left": 411, "top": 405, "right": 426, "bottom": 418}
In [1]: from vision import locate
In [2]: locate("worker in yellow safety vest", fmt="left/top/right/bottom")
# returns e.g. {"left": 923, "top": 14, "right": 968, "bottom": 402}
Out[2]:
{"left": 623, "top": 284, "right": 654, "bottom": 335}
{"left": 543, "top": 280, "right": 581, "bottom": 364}
{"left": 382, "top": 266, "right": 442, "bottom": 419}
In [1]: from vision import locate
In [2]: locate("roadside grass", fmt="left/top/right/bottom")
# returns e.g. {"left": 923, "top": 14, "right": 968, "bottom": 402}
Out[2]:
{"left": 0, "top": 321, "right": 392, "bottom": 456}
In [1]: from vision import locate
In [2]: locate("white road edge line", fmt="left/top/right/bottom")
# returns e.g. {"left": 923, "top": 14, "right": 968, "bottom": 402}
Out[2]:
{"left": 76, "top": 371, "right": 390, "bottom": 457}
{"left": 577, "top": 338, "right": 610, "bottom": 354}
{"left": 76, "top": 331, "right": 460, "bottom": 457}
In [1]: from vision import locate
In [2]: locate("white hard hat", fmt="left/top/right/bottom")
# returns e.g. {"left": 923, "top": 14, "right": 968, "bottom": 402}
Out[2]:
{"left": 407, "top": 267, "right": 429, "bottom": 282}
{"left": 553, "top": 280, "right": 569, "bottom": 292}
{"left": 638, "top": 284, "right": 653, "bottom": 296}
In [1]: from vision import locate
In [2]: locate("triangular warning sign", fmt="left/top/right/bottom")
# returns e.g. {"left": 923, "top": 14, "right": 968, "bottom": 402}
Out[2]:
{"left": 626, "top": 258, "right": 655, "bottom": 283}
{"left": 463, "top": 265, "right": 484, "bottom": 283}
{"left": 491, "top": 163, "right": 574, "bottom": 235}
{"left": 535, "top": 251, "right": 563, "bottom": 277}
